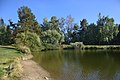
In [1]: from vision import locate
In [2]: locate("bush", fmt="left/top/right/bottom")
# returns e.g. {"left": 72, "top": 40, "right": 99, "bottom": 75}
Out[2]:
{"left": 15, "top": 32, "right": 42, "bottom": 52}
{"left": 16, "top": 45, "right": 31, "bottom": 54}
{"left": 43, "top": 43, "right": 60, "bottom": 50}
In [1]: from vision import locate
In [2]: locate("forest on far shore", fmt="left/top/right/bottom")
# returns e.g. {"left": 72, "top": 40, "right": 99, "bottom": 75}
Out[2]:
{"left": 0, "top": 6, "right": 120, "bottom": 52}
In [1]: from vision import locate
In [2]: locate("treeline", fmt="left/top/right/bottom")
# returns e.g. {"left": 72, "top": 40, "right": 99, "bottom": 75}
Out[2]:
{"left": 0, "top": 6, "right": 120, "bottom": 52}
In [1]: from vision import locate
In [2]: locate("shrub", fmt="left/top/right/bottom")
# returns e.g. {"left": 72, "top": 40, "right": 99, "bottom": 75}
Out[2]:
{"left": 16, "top": 45, "right": 31, "bottom": 54}
{"left": 15, "top": 32, "right": 42, "bottom": 52}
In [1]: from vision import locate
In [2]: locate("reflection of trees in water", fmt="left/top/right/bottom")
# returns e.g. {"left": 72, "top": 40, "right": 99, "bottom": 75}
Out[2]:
{"left": 78, "top": 50, "right": 120, "bottom": 80}
{"left": 60, "top": 50, "right": 120, "bottom": 80}
{"left": 33, "top": 50, "right": 120, "bottom": 80}
{"left": 32, "top": 51, "right": 64, "bottom": 78}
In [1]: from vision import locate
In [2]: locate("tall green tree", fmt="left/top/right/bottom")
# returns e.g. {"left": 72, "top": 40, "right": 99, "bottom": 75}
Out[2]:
{"left": 50, "top": 16, "right": 64, "bottom": 44}
{"left": 85, "top": 23, "right": 98, "bottom": 44}
{"left": 14, "top": 6, "right": 43, "bottom": 52}
{"left": 41, "top": 16, "right": 64, "bottom": 49}
{"left": 41, "top": 17, "right": 50, "bottom": 31}
{"left": 115, "top": 24, "right": 120, "bottom": 44}
{"left": 80, "top": 19, "right": 88, "bottom": 31}
{"left": 49, "top": 16, "right": 59, "bottom": 31}
{"left": 79, "top": 19, "right": 88, "bottom": 44}
{"left": 96, "top": 14, "right": 118, "bottom": 44}
{"left": 17, "top": 6, "right": 41, "bottom": 35}
{"left": 0, "top": 18, "right": 12, "bottom": 45}
{"left": 71, "top": 24, "right": 80, "bottom": 42}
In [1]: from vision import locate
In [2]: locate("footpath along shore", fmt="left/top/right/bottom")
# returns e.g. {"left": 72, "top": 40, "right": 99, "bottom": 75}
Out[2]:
{"left": 20, "top": 55, "right": 52, "bottom": 80}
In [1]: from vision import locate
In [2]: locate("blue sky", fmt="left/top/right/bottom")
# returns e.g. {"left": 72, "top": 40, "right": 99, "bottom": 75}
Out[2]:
{"left": 0, "top": 0, "right": 120, "bottom": 24}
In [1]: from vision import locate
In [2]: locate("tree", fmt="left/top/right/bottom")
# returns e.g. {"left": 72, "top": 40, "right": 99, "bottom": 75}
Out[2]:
{"left": 65, "top": 15, "right": 74, "bottom": 31}
{"left": 41, "top": 17, "right": 50, "bottom": 31}
{"left": 49, "top": 16, "right": 60, "bottom": 31}
{"left": 0, "top": 18, "right": 13, "bottom": 45}
{"left": 0, "top": 18, "right": 4, "bottom": 27}
{"left": 41, "top": 30, "right": 62, "bottom": 50}
{"left": 80, "top": 19, "right": 88, "bottom": 31}
{"left": 14, "top": 6, "right": 43, "bottom": 52}
{"left": 64, "top": 15, "right": 74, "bottom": 43}
{"left": 115, "top": 24, "right": 120, "bottom": 44}
{"left": 71, "top": 24, "right": 80, "bottom": 42}
{"left": 49, "top": 16, "right": 64, "bottom": 44}
{"left": 59, "top": 17, "right": 65, "bottom": 33}
{"left": 79, "top": 19, "right": 88, "bottom": 44}
{"left": 40, "top": 16, "right": 65, "bottom": 50}
{"left": 96, "top": 14, "right": 118, "bottom": 44}
{"left": 86, "top": 23, "right": 98, "bottom": 44}
{"left": 17, "top": 6, "right": 41, "bottom": 35}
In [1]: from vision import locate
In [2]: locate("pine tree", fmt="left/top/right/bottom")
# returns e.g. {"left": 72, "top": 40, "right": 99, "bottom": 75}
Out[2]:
{"left": 18, "top": 6, "right": 41, "bottom": 35}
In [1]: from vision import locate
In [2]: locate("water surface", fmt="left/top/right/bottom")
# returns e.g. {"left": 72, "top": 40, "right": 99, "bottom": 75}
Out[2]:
{"left": 33, "top": 50, "right": 120, "bottom": 80}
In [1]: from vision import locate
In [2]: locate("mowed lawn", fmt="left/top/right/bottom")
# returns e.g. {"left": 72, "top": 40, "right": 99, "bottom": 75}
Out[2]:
{"left": 0, "top": 47, "right": 22, "bottom": 78}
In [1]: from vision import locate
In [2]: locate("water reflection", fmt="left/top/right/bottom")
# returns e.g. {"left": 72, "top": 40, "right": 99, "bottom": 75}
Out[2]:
{"left": 33, "top": 50, "right": 120, "bottom": 80}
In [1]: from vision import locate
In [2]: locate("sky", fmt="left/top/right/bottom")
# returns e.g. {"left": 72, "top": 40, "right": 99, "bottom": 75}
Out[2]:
{"left": 0, "top": 0, "right": 120, "bottom": 24}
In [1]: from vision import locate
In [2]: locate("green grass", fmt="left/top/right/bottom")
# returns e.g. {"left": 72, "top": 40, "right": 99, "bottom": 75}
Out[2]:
{"left": 0, "top": 47, "right": 22, "bottom": 79}
{"left": 0, "top": 47, "right": 21, "bottom": 57}
{"left": 82, "top": 45, "right": 120, "bottom": 50}
{"left": 63, "top": 44, "right": 120, "bottom": 50}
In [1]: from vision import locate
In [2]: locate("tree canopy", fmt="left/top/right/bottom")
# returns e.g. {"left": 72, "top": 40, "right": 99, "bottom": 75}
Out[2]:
{"left": 0, "top": 6, "right": 120, "bottom": 52}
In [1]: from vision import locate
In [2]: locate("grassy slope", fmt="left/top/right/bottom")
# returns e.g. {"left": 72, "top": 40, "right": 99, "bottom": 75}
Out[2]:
{"left": 0, "top": 47, "right": 21, "bottom": 59}
{"left": 0, "top": 47, "right": 22, "bottom": 79}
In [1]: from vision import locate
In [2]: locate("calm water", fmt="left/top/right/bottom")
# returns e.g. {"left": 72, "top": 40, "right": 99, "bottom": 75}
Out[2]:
{"left": 33, "top": 50, "right": 120, "bottom": 80}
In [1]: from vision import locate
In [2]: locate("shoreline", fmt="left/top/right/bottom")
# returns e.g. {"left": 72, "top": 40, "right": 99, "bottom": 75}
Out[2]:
{"left": 20, "top": 55, "right": 51, "bottom": 80}
{"left": 63, "top": 44, "right": 120, "bottom": 50}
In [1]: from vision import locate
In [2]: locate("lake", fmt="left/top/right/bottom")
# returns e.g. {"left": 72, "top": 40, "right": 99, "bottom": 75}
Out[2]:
{"left": 33, "top": 50, "right": 120, "bottom": 80}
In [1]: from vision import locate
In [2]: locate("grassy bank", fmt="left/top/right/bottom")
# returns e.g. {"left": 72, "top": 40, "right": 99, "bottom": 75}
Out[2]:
{"left": 82, "top": 45, "right": 120, "bottom": 50}
{"left": 63, "top": 44, "right": 120, "bottom": 50}
{"left": 0, "top": 47, "right": 23, "bottom": 80}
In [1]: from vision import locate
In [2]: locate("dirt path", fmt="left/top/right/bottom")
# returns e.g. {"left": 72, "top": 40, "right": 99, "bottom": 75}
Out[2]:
{"left": 20, "top": 59, "right": 51, "bottom": 80}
